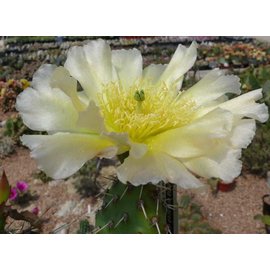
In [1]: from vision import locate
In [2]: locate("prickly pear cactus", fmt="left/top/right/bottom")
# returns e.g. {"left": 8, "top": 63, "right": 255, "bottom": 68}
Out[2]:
{"left": 95, "top": 180, "right": 175, "bottom": 234}
{"left": 95, "top": 153, "right": 178, "bottom": 234}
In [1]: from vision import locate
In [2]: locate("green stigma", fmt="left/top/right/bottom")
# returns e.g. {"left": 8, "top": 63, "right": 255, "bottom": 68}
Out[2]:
{"left": 134, "top": 90, "right": 145, "bottom": 102}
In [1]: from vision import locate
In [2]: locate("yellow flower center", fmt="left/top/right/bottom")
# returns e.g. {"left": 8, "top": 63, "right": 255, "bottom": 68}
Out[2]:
{"left": 98, "top": 82, "right": 197, "bottom": 142}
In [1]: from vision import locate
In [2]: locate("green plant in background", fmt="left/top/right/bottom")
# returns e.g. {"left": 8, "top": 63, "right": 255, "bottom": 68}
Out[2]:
{"left": 1, "top": 116, "right": 28, "bottom": 156}
{"left": 254, "top": 213, "right": 270, "bottom": 233}
{"left": 242, "top": 121, "right": 270, "bottom": 175}
{"left": 178, "top": 194, "right": 221, "bottom": 234}
{"left": 73, "top": 159, "right": 101, "bottom": 197}
{"left": 3, "top": 115, "right": 46, "bottom": 147}
{"left": 74, "top": 177, "right": 101, "bottom": 198}
{"left": 239, "top": 66, "right": 270, "bottom": 176}
{"left": 240, "top": 66, "right": 270, "bottom": 92}
{"left": 77, "top": 219, "right": 93, "bottom": 234}
{"left": 4, "top": 116, "right": 27, "bottom": 142}
{"left": 33, "top": 170, "right": 53, "bottom": 183}
{"left": 74, "top": 159, "right": 99, "bottom": 177}
{"left": 254, "top": 214, "right": 270, "bottom": 226}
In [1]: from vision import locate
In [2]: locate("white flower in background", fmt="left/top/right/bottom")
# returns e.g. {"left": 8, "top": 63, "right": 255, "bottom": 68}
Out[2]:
{"left": 16, "top": 39, "right": 269, "bottom": 188}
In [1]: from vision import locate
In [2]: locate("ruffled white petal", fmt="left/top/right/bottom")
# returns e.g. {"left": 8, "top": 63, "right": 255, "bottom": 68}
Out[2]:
{"left": 50, "top": 66, "right": 87, "bottom": 111}
{"left": 183, "top": 149, "right": 242, "bottom": 183}
{"left": 16, "top": 64, "right": 96, "bottom": 133}
{"left": 65, "top": 45, "right": 98, "bottom": 99}
{"left": 179, "top": 116, "right": 258, "bottom": 182}
{"left": 112, "top": 48, "right": 143, "bottom": 89}
{"left": 34, "top": 64, "right": 87, "bottom": 110}
{"left": 77, "top": 101, "right": 106, "bottom": 133}
{"left": 77, "top": 91, "right": 90, "bottom": 106}
{"left": 83, "top": 40, "right": 116, "bottom": 84}
{"left": 181, "top": 69, "right": 241, "bottom": 106}
{"left": 218, "top": 89, "right": 269, "bottom": 122}
{"left": 21, "top": 133, "right": 117, "bottom": 179}
{"left": 158, "top": 41, "right": 197, "bottom": 90}
{"left": 31, "top": 64, "right": 56, "bottom": 91}
{"left": 64, "top": 39, "right": 116, "bottom": 102}
{"left": 117, "top": 151, "right": 203, "bottom": 188}
{"left": 143, "top": 64, "right": 167, "bottom": 84}
{"left": 16, "top": 86, "right": 78, "bottom": 132}
{"left": 148, "top": 108, "right": 233, "bottom": 158}
{"left": 230, "top": 119, "right": 256, "bottom": 149}
{"left": 173, "top": 118, "right": 256, "bottom": 183}
{"left": 16, "top": 39, "right": 269, "bottom": 189}
{"left": 129, "top": 142, "right": 148, "bottom": 159}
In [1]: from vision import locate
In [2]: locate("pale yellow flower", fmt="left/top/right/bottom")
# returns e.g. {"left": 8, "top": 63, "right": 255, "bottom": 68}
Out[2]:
{"left": 16, "top": 39, "right": 268, "bottom": 188}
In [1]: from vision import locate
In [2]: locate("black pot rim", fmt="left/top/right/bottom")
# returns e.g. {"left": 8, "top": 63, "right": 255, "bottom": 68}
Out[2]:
{"left": 262, "top": 194, "right": 270, "bottom": 203}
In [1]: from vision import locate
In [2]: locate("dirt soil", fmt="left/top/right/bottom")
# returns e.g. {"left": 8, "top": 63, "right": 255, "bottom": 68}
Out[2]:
{"left": 178, "top": 174, "right": 269, "bottom": 233}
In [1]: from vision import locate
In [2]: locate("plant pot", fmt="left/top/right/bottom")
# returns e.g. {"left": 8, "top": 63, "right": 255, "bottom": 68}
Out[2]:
{"left": 262, "top": 195, "right": 270, "bottom": 234}
{"left": 262, "top": 194, "right": 270, "bottom": 215}
{"left": 217, "top": 180, "right": 236, "bottom": 192}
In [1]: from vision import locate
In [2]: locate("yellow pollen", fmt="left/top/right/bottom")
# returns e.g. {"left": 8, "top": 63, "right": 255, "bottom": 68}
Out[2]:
{"left": 98, "top": 82, "right": 197, "bottom": 142}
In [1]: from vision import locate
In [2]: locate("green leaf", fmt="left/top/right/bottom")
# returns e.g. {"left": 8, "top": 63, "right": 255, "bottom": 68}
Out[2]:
{"left": 191, "top": 213, "right": 202, "bottom": 222}
{"left": 262, "top": 80, "right": 270, "bottom": 101}
{"left": 254, "top": 214, "right": 270, "bottom": 225}
{"left": 261, "top": 215, "right": 270, "bottom": 226}
{"left": 0, "top": 171, "right": 10, "bottom": 205}
{"left": 246, "top": 74, "right": 261, "bottom": 90}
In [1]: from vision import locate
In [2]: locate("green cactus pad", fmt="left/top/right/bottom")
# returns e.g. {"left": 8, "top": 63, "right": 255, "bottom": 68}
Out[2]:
{"left": 95, "top": 181, "right": 169, "bottom": 234}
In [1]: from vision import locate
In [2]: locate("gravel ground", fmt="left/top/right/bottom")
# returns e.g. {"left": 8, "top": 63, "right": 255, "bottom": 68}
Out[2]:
{"left": 178, "top": 174, "right": 270, "bottom": 233}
